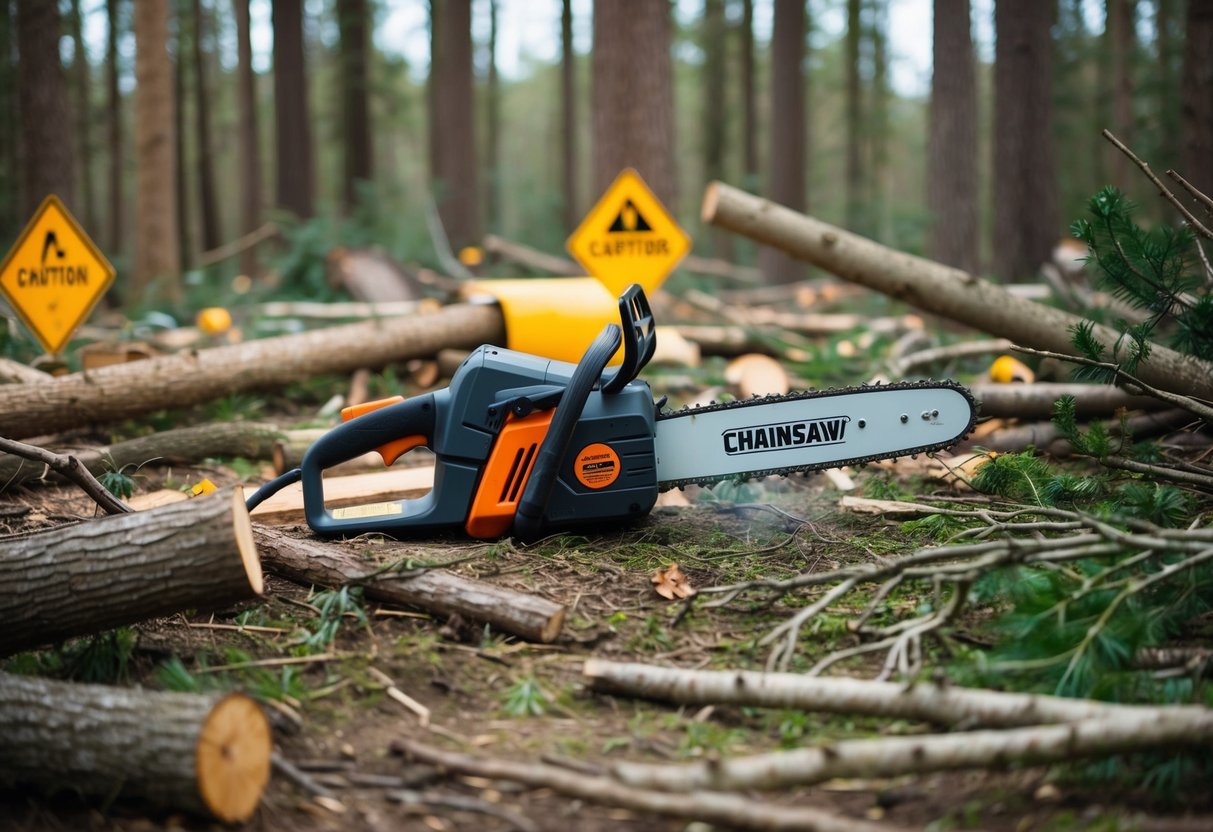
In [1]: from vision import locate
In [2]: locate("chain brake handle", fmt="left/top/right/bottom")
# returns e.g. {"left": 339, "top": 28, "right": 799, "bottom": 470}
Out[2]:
{"left": 512, "top": 284, "right": 655, "bottom": 540}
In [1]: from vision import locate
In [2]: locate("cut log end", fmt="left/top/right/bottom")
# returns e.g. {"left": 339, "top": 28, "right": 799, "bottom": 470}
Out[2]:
{"left": 540, "top": 606, "right": 567, "bottom": 644}
{"left": 196, "top": 693, "right": 272, "bottom": 822}
{"left": 701, "top": 181, "right": 722, "bottom": 223}
{"left": 231, "top": 487, "right": 264, "bottom": 596}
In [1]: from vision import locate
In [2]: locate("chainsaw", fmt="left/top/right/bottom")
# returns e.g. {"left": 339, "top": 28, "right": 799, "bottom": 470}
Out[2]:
{"left": 247, "top": 285, "right": 977, "bottom": 541}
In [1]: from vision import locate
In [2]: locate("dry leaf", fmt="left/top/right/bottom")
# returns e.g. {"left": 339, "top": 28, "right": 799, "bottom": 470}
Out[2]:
{"left": 652, "top": 563, "right": 695, "bottom": 600}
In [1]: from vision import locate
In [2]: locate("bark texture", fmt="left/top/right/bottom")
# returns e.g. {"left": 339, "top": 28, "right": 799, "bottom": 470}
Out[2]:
{"left": 992, "top": 0, "right": 1058, "bottom": 281}
{"left": 15, "top": 0, "right": 76, "bottom": 216}
{"left": 1106, "top": 0, "right": 1135, "bottom": 191}
{"left": 429, "top": 0, "right": 480, "bottom": 250}
{"left": 105, "top": 0, "right": 123, "bottom": 254}
{"left": 701, "top": 182, "right": 1213, "bottom": 401}
{"left": 561, "top": 0, "right": 577, "bottom": 231}
{"left": 272, "top": 0, "right": 314, "bottom": 218}
{"left": 1181, "top": 0, "right": 1213, "bottom": 197}
{"left": 133, "top": 0, "right": 180, "bottom": 298}
{"left": 0, "top": 489, "right": 261, "bottom": 656}
{"left": 254, "top": 527, "right": 565, "bottom": 643}
{"left": 69, "top": 0, "right": 95, "bottom": 230}
{"left": 591, "top": 0, "right": 676, "bottom": 206}
{"left": 0, "top": 673, "right": 269, "bottom": 821}
{"left": 927, "top": 0, "right": 978, "bottom": 274}
{"left": 758, "top": 0, "right": 807, "bottom": 284}
{"left": 0, "top": 303, "right": 505, "bottom": 439}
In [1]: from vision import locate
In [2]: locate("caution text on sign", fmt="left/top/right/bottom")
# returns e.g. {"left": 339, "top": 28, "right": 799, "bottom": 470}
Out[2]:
{"left": 566, "top": 168, "right": 691, "bottom": 297}
{"left": 0, "top": 195, "right": 116, "bottom": 355}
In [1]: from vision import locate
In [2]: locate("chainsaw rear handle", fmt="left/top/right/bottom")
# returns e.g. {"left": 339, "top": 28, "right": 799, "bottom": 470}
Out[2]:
{"left": 300, "top": 392, "right": 443, "bottom": 534}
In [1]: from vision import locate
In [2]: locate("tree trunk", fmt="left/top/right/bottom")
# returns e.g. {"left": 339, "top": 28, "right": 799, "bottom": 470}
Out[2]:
{"left": 868, "top": 0, "right": 890, "bottom": 238}
{"left": 15, "top": 0, "right": 76, "bottom": 217}
{"left": 757, "top": 0, "right": 807, "bottom": 284}
{"left": 1106, "top": 0, "right": 1135, "bottom": 191}
{"left": 173, "top": 0, "right": 190, "bottom": 270}
{"left": 485, "top": 0, "right": 500, "bottom": 232}
{"left": 106, "top": 0, "right": 124, "bottom": 255}
{"left": 429, "top": 0, "right": 480, "bottom": 250}
{"left": 0, "top": 673, "right": 270, "bottom": 822}
{"left": 927, "top": 0, "right": 978, "bottom": 274}
{"left": 337, "top": 0, "right": 371, "bottom": 213}
{"left": 591, "top": 0, "right": 676, "bottom": 206}
{"left": 133, "top": 0, "right": 180, "bottom": 299}
{"left": 1181, "top": 0, "right": 1213, "bottom": 198}
{"left": 0, "top": 4, "right": 17, "bottom": 235}
{"left": 560, "top": 0, "right": 577, "bottom": 232}
{"left": 0, "top": 304, "right": 505, "bottom": 438}
{"left": 0, "top": 422, "right": 285, "bottom": 489}
{"left": 740, "top": 0, "right": 757, "bottom": 191}
{"left": 701, "top": 182, "right": 1213, "bottom": 401}
{"left": 845, "top": 0, "right": 863, "bottom": 233}
{"left": 0, "top": 488, "right": 262, "bottom": 657}
{"left": 581, "top": 659, "right": 1209, "bottom": 728}
{"left": 191, "top": 0, "right": 219, "bottom": 251}
{"left": 233, "top": 0, "right": 262, "bottom": 276}
{"left": 992, "top": 0, "right": 1058, "bottom": 282}
{"left": 69, "top": 0, "right": 96, "bottom": 231}
{"left": 702, "top": 0, "right": 732, "bottom": 260}
{"left": 253, "top": 526, "right": 565, "bottom": 643}
{"left": 272, "top": 0, "right": 314, "bottom": 219}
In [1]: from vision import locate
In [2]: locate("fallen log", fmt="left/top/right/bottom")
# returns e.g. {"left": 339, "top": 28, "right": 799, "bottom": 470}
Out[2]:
{"left": 0, "top": 421, "right": 284, "bottom": 489}
{"left": 581, "top": 659, "right": 1208, "bottom": 728}
{"left": 0, "top": 671, "right": 270, "bottom": 821}
{"left": 964, "top": 408, "right": 1194, "bottom": 455}
{"left": 610, "top": 710, "right": 1213, "bottom": 793}
{"left": 0, "top": 303, "right": 505, "bottom": 439}
{"left": 0, "top": 358, "right": 52, "bottom": 384}
{"left": 971, "top": 382, "right": 1167, "bottom": 419}
{"left": 0, "top": 488, "right": 262, "bottom": 656}
{"left": 253, "top": 526, "right": 565, "bottom": 643}
{"left": 701, "top": 182, "right": 1213, "bottom": 401}
{"left": 392, "top": 737, "right": 895, "bottom": 832}
{"left": 327, "top": 247, "right": 423, "bottom": 302}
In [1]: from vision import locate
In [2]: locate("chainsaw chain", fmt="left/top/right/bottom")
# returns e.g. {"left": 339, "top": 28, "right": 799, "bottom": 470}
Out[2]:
{"left": 653, "top": 379, "right": 980, "bottom": 492}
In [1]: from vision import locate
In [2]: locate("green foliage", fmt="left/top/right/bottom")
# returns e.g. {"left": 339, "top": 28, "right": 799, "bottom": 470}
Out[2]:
{"left": 970, "top": 451, "right": 1054, "bottom": 505}
{"left": 1117, "top": 482, "right": 1190, "bottom": 528}
{"left": 300, "top": 586, "right": 368, "bottom": 652}
{"left": 502, "top": 675, "right": 548, "bottom": 717}
{"left": 155, "top": 656, "right": 204, "bottom": 693}
{"left": 1069, "top": 186, "right": 1213, "bottom": 368}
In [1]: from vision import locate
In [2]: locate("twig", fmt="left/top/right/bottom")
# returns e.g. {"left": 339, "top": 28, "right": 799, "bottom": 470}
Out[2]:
{"left": 424, "top": 195, "right": 474, "bottom": 280}
{"left": 391, "top": 737, "right": 897, "bottom": 832}
{"left": 1102, "top": 455, "right": 1213, "bottom": 491}
{"left": 389, "top": 788, "right": 539, "bottom": 832}
{"left": 0, "top": 436, "right": 132, "bottom": 516}
{"left": 1009, "top": 344, "right": 1213, "bottom": 424}
{"left": 888, "top": 338, "right": 1014, "bottom": 378}
{"left": 1103, "top": 129, "right": 1213, "bottom": 240}
{"left": 196, "top": 222, "right": 279, "bottom": 268}
{"left": 273, "top": 752, "right": 337, "bottom": 799}
{"left": 1165, "top": 167, "right": 1213, "bottom": 213}
{"left": 368, "top": 666, "right": 431, "bottom": 726}
{"left": 192, "top": 652, "right": 341, "bottom": 674}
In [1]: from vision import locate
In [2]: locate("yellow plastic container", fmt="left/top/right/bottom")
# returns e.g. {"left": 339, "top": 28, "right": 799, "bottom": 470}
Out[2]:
{"left": 462, "top": 277, "right": 625, "bottom": 365}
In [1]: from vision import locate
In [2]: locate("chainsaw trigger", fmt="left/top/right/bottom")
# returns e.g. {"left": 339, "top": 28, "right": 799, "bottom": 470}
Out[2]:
{"left": 377, "top": 435, "right": 427, "bottom": 467}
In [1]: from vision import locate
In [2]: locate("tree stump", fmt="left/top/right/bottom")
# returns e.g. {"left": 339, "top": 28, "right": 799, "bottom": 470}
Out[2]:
{"left": 0, "top": 487, "right": 262, "bottom": 656}
{"left": 0, "top": 671, "right": 270, "bottom": 821}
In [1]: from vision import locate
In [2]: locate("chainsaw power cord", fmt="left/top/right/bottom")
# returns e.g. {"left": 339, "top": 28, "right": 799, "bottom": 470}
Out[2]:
{"left": 245, "top": 467, "right": 302, "bottom": 512}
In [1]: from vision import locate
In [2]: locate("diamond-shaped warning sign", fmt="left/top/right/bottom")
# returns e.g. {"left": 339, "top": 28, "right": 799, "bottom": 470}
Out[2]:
{"left": 567, "top": 168, "right": 691, "bottom": 296}
{"left": 0, "top": 195, "right": 116, "bottom": 355}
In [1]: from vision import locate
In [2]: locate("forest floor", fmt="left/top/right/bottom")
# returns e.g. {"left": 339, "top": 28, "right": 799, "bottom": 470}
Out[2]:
{"left": 2, "top": 442, "right": 1212, "bottom": 832}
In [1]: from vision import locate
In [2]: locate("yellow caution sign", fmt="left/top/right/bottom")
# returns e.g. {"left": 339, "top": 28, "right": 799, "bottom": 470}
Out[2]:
{"left": 0, "top": 195, "right": 116, "bottom": 355}
{"left": 566, "top": 168, "right": 691, "bottom": 296}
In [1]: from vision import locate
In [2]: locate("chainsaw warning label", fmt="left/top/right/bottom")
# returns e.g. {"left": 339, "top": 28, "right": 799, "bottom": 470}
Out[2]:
{"left": 574, "top": 443, "right": 620, "bottom": 489}
{"left": 722, "top": 416, "right": 849, "bottom": 455}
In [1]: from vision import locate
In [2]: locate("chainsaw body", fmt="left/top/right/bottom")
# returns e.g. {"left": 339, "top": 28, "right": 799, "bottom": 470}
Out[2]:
{"left": 301, "top": 288, "right": 660, "bottom": 540}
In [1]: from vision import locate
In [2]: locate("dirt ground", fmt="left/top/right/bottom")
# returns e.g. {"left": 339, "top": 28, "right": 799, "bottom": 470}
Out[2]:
{"left": 2, "top": 455, "right": 1212, "bottom": 832}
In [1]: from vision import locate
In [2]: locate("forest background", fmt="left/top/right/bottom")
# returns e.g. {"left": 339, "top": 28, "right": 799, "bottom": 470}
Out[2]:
{"left": 1, "top": 0, "right": 1209, "bottom": 316}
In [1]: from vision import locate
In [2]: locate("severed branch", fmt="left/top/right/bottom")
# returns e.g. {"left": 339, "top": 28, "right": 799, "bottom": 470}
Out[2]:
{"left": 391, "top": 737, "right": 899, "bottom": 832}
{"left": 0, "top": 436, "right": 132, "bottom": 515}
{"left": 1010, "top": 344, "right": 1213, "bottom": 425}
{"left": 608, "top": 710, "right": 1213, "bottom": 793}
{"left": 581, "top": 659, "right": 1210, "bottom": 728}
